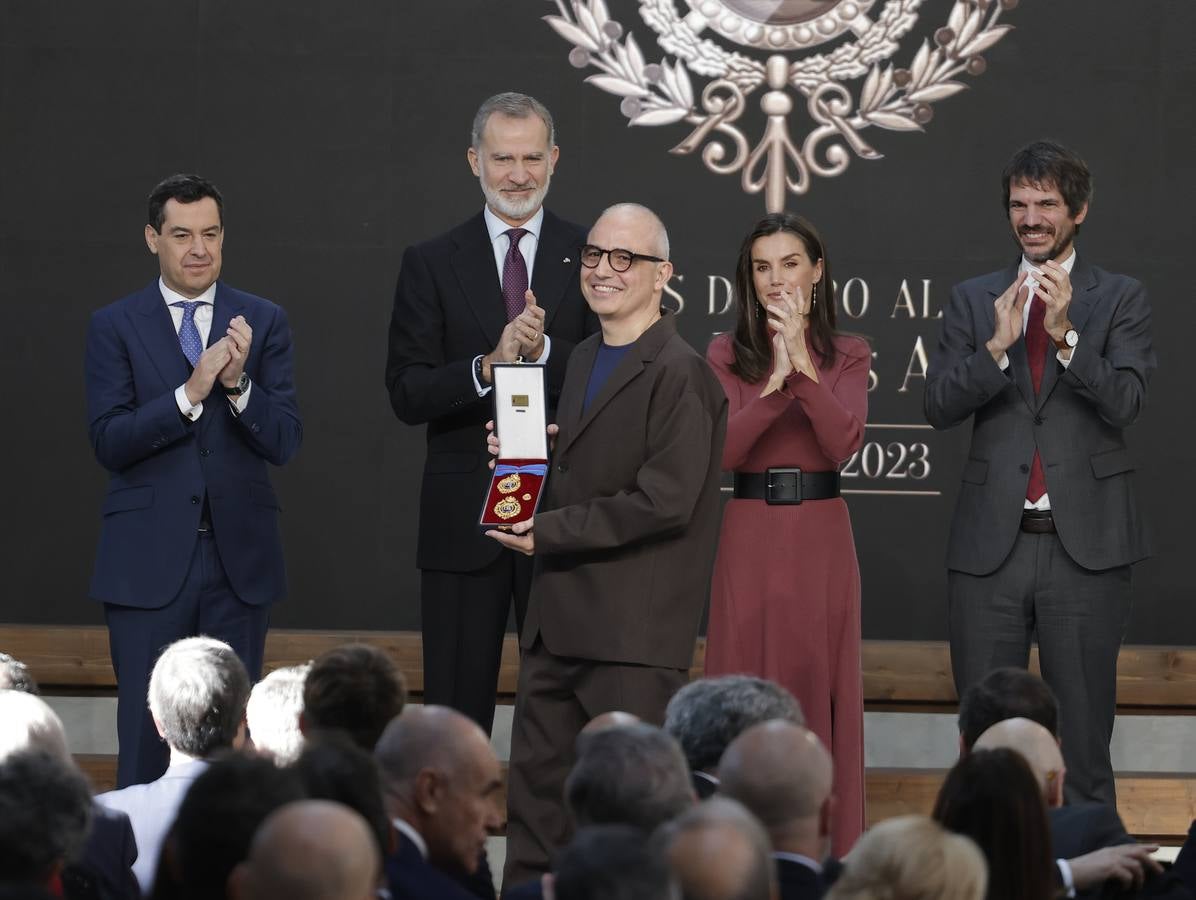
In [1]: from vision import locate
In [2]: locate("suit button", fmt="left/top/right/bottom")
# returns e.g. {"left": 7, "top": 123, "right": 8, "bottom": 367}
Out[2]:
{"left": 1019, "top": 464, "right": 1029, "bottom": 474}
{"left": 190, "top": 495, "right": 201, "bottom": 504}
{"left": 200, "top": 448, "right": 212, "bottom": 457}
{"left": 251, "top": 424, "right": 261, "bottom": 434}
{"left": 557, "top": 463, "right": 568, "bottom": 473}
{"left": 1034, "top": 415, "right": 1044, "bottom": 425}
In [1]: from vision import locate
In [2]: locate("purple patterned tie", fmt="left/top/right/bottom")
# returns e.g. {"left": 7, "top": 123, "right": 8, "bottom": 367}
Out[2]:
{"left": 502, "top": 228, "right": 529, "bottom": 321}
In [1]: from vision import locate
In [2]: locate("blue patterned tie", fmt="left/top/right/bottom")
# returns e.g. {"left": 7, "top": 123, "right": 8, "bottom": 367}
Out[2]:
{"left": 172, "top": 301, "right": 203, "bottom": 366}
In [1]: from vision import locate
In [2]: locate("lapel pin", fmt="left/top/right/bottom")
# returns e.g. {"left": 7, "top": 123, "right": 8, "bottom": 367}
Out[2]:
{"left": 563, "top": 257, "right": 571, "bottom": 263}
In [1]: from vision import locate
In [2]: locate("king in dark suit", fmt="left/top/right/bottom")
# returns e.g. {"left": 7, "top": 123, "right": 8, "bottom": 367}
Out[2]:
{"left": 926, "top": 141, "right": 1156, "bottom": 806}
{"left": 86, "top": 174, "right": 301, "bottom": 788}
{"left": 385, "top": 92, "right": 595, "bottom": 735}
{"left": 487, "top": 203, "right": 727, "bottom": 884}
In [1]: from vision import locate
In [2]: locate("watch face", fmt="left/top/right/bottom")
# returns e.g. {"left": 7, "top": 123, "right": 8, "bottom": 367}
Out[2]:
{"left": 1066, "top": 329, "right": 1079, "bottom": 347}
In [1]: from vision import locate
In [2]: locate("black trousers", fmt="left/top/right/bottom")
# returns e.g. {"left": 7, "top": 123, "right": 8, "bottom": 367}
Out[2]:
{"left": 949, "top": 529, "right": 1131, "bottom": 807}
{"left": 420, "top": 551, "right": 533, "bottom": 735}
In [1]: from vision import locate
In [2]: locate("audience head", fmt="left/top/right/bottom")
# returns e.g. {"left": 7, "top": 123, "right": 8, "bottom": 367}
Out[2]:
{"left": 0, "top": 691, "right": 69, "bottom": 763}
{"left": 824, "top": 815, "right": 986, "bottom": 900}
{"left": 974, "top": 717, "right": 1066, "bottom": 808}
{"left": 302, "top": 644, "right": 406, "bottom": 751}
{"left": 555, "top": 825, "right": 679, "bottom": 900}
{"left": 566, "top": 722, "right": 695, "bottom": 832}
{"left": 247, "top": 662, "right": 310, "bottom": 765}
{"left": 0, "top": 652, "right": 37, "bottom": 693}
{"left": 932, "top": 748, "right": 1056, "bottom": 900}
{"left": 228, "top": 800, "right": 381, "bottom": 900}
{"left": 580, "top": 710, "right": 642, "bottom": 738}
{"left": 375, "top": 705, "right": 502, "bottom": 875}
{"left": 164, "top": 753, "right": 306, "bottom": 900}
{"left": 718, "top": 721, "right": 833, "bottom": 858}
{"left": 665, "top": 675, "right": 803, "bottom": 775}
{"left": 957, "top": 667, "right": 1059, "bottom": 752}
{"left": 293, "top": 731, "right": 391, "bottom": 857}
{"left": 148, "top": 636, "right": 250, "bottom": 760}
{"left": 0, "top": 751, "right": 92, "bottom": 889}
{"left": 656, "top": 797, "right": 777, "bottom": 900}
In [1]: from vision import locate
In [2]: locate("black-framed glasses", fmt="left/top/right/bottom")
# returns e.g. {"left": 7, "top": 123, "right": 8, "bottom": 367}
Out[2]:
{"left": 579, "top": 244, "right": 666, "bottom": 273}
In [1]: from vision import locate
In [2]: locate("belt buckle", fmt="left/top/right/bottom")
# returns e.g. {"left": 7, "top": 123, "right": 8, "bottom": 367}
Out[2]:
{"left": 765, "top": 467, "right": 803, "bottom": 505}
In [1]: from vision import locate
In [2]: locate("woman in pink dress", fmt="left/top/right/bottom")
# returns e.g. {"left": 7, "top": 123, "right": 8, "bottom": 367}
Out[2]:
{"left": 705, "top": 213, "right": 870, "bottom": 854}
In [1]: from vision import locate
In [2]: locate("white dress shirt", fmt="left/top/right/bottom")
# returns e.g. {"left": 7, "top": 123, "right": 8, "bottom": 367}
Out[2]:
{"left": 392, "top": 817, "right": 428, "bottom": 860}
{"left": 471, "top": 206, "right": 553, "bottom": 396}
{"left": 160, "top": 278, "right": 251, "bottom": 420}
{"left": 994, "top": 249, "right": 1078, "bottom": 511}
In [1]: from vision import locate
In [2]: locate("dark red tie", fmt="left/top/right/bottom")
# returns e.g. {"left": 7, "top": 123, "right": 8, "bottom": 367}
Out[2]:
{"left": 1025, "top": 290, "right": 1048, "bottom": 502}
{"left": 502, "top": 228, "right": 529, "bottom": 321}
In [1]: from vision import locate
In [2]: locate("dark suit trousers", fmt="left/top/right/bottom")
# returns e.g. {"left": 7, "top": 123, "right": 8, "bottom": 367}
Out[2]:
{"left": 948, "top": 529, "right": 1130, "bottom": 807}
{"left": 105, "top": 531, "right": 269, "bottom": 788}
{"left": 503, "top": 638, "right": 687, "bottom": 887}
{"left": 421, "top": 552, "right": 532, "bottom": 735}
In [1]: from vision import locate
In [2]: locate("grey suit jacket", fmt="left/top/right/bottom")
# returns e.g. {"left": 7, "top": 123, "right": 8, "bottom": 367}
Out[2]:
{"left": 523, "top": 311, "right": 728, "bottom": 669}
{"left": 925, "top": 258, "right": 1155, "bottom": 575}
{"left": 96, "top": 759, "right": 208, "bottom": 896}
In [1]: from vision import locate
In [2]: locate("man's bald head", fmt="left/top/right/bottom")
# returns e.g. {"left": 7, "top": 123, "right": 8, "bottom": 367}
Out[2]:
{"left": 657, "top": 797, "right": 776, "bottom": 900}
{"left": 974, "top": 717, "right": 1066, "bottom": 807}
{"left": 594, "top": 203, "right": 670, "bottom": 259}
{"left": 230, "top": 800, "right": 380, "bottom": 900}
{"left": 719, "top": 721, "right": 832, "bottom": 855}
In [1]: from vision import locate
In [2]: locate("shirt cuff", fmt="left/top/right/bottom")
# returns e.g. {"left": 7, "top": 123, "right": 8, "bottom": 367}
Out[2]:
{"left": 997, "top": 352, "right": 1010, "bottom": 371}
{"left": 472, "top": 355, "right": 493, "bottom": 397}
{"left": 1057, "top": 337, "right": 1077, "bottom": 368}
{"left": 1056, "top": 859, "right": 1076, "bottom": 898}
{"left": 533, "top": 334, "right": 552, "bottom": 365}
{"left": 227, "top": 381, "right": 251, "bottom": 414}
{"left": 175, "top": 384, "right": 203, "bottom": 421}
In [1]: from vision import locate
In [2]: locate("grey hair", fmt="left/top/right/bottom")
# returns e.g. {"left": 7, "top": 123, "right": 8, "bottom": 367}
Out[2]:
{"left": 0, "top": 690, "right": 70, "bottom": 763}
{"left": 148, "top": 636, "right": 250, "bottom": 758}
{"left": 247, "top": 663, "right": 311, "bottom": 765}
{"left": 653, "top": 796, "right": 775, "bottom": 900}
{"left": 471, "top": 92, "right": 556, "bottom": 149}
{"left": 664, "top": 675, "right": 804, "bottom": 773}
{"left": 566, "top": 723, "right": 694, "bottom": 832}
{"left": 0, "top": 750, "right": 93, "bottom": 883}
{"left": 596, "top": 202, "right": 671, "bottom": 259}
{"left": 0, "top": 651, "right": 38, "bottom": 693}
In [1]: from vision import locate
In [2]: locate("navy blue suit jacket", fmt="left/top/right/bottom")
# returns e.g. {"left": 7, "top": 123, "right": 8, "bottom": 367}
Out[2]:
{"left": 85, "top": 280, "right": 301, "bottom": 608}
{"left": 384, "top": 834, "right": 480, "bottom": 900}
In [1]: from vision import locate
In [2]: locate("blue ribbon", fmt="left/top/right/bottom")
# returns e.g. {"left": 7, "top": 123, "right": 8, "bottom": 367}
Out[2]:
{"left": 496, "top": 464, "right": 548, "bottom": 476}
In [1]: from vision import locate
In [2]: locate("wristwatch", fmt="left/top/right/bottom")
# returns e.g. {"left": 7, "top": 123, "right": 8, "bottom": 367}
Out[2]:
{"left": 1052, "top": 329, "right": 1079, "bottom": 352}
{"left": 223, "top": 372, "right": 250, "bottom": 396}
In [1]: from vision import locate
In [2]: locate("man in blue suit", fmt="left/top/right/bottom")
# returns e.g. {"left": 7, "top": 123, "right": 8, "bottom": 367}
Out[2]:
{"left": 85, "top": 173, "right": 302, "bottom": 787}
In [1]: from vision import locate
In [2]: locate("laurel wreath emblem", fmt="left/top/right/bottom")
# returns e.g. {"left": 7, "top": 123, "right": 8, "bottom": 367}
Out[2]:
{"left": 545, "top": 0, "right": 1020, "bottom": 209}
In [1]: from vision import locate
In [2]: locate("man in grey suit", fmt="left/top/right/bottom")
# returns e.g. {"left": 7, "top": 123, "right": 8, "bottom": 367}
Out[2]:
{"left": 925, "top": 140, "right": 1155, "bottom": 808}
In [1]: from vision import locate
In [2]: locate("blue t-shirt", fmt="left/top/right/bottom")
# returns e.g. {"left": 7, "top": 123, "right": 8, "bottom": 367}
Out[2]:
{"left": 583, "top": 342, "right": 634, "bottom": 412}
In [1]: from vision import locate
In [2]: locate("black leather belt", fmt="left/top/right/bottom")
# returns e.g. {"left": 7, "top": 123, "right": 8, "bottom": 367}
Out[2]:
{"left": 1020, "top": 509, "right": 1056, "bottom": 534}
{"left": 732, "top": 469, "right": 841, "bottom": 504}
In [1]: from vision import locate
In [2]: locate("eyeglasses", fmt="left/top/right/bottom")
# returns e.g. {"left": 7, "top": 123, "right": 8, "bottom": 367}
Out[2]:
{"left": 579, "top": 244, "right": 666, "bottom": 273}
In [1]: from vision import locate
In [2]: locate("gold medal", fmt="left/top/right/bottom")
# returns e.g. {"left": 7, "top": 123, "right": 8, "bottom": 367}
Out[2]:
{"left": 494, "top": 496, "right": 522, "bottom": 520}
{"left": 522, "top": 493, "right": 532, "bottom": 501}
{"left": 497, "top": 473, "right": 521, "bottom": 494}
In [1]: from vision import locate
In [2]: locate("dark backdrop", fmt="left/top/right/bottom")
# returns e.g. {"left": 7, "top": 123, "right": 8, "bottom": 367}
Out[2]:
{"left": 2, "top": 1, "right": 1192, "bottom": 643}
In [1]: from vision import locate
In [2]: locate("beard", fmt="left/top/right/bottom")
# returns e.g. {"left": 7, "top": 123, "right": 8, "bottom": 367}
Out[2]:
{"left": 480, "top": 167, "right": 552, "bottom": 222}
{"left": 1016, "top": 223, "right": 1075, "bottom": 264}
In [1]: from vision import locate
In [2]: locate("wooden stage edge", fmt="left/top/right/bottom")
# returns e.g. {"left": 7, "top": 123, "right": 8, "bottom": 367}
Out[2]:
{"left": 4, "top": 624, "right": 1195, "bottom": 710}
{"left": 4, "top": 625, "right": 1192, "bottom": 842}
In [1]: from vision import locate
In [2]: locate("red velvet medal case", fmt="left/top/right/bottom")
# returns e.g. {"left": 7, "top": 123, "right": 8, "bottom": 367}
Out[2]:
{"left": 478, "top": 364, "right": 549, "bottom": 530}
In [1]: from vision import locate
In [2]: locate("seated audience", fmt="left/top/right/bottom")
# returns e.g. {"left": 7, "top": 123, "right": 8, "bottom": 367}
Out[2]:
{"left": 375, "top": 706, "right": 503, "bottom": 900}
{"left": 656, "top": 796, "right": 778, "bottom": 900}
{"left": 959, "top": 671, "right": 1171, "bottom": 897}
{"left": 0, "top": 751, "right": 92, "bottom": 896}
{"left": 1175, "top": 821, "right": 1196, "bottom": 899}
{"left": 153, "top": 753, "right": 306, "bottom": 900}
{"left": 932, "top": 747, "right": 1058, "bottom": 900}
{"left": 97, "top": 636, "right": 250, "bottom": 897}
{"left": 0, "top": 652, "right": 38, "bottom": 693}
{"left": 292, "top": 731, "right": 392, "bottom": 858}
{"left": 553, "top": 825, "right": 678, "bottom": 900}
{"left": 301, "top": 644, "right": 406, "bottom": 751}
{"left": 823, "top": 816, "right": 985, "bottom": 900}
{"left": 228, "top": 799, "right": 381, "bottom": 900}
{"left": 665, "top": 676, "right": 803, "bottom": 799}
{"left": 0, "top": 690, "right": 139, "bottom": 900}
{"left": 718, "top": 721, "right": 835, "bottom": 900}
{"left": 246, "top": 662, "right": 310, "bottom": 765}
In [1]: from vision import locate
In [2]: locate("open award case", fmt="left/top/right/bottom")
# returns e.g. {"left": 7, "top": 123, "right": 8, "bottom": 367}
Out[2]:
{"left": 478, "top": 363, "right": 549, "bottom": 531}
